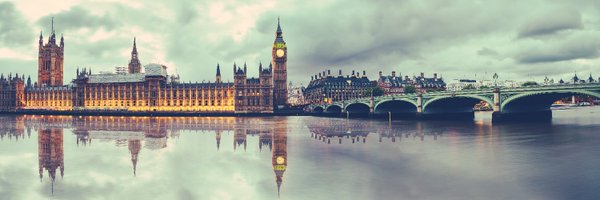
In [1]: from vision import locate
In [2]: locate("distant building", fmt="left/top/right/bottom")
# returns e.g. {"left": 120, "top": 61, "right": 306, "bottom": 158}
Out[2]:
{"left": 447, "top": 78, "right": 521, "bottom": 91}
{"left": 115, "top": 67, "right": 128, "bottom": 74}
{"left": 377, "top": 71, "right": 446, "bottom": 94}
{"left": 287, "top": 82, "right": 306, "bottom": 106}
{"left": 0, "top": 74, "right": 26, "bottom": 111}
{"left": 447, "top": 79, "right": 477, "bottom": 91}
{"left": 503, "top": 80, "right": 520, "bottom": 88}
{"left": 304, "top": 70, "right": 372, "bottom": 104}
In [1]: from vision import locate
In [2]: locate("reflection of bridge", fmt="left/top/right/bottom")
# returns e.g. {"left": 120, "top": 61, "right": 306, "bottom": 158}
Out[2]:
{"left": 305, "top": 118, "right": 443, "bottom": 144}
{"left": 308, "top": 84, "right": 600, "bottom": 121}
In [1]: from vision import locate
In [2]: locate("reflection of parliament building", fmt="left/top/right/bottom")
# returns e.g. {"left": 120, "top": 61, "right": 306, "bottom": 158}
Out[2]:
{"left": 0, "top": 115, "right": 288, "bottom": 196}
{"left": 0, "top": 18, "right": 288, "bottom": 113}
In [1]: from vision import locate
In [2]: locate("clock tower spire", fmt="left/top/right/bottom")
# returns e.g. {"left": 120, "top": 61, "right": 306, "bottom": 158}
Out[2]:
{"left": 272, "top": 17, "right": 288, "bottom": 110}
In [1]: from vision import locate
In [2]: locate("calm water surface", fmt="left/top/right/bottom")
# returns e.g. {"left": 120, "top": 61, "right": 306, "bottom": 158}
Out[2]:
{"left": 1, "top": 107, "right": 599, "bottom": 200}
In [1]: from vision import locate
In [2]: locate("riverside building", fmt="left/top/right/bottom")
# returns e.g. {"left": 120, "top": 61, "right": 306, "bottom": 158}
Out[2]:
{"left": 303, "top": 70, "right": 373, "bottom": 104}
{"left": 0, "top": 19, "right": 289, "bottom": 114}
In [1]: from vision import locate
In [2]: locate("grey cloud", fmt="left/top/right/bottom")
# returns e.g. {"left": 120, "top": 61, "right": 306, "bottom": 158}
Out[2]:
{"left": 3, "top": 0, "right": 600, "bottom": 85}
{"left": 478, "top": 47, "right": 499, "bottom": 57}
{"left": 36, "top": 6, "right": 120, "bottom": 32}
{"left": 477, "top": 47, "right": 506, "bottom": 61}
{"left": 0, "top": 59, "right": 37, "bottom": 78}
{"left": 515, "top": 34, "right": 600, "bottom": 64}
{"left": 0, "top": 2, "right": 34, "bottom": 47}
{"left": 518, "top": 9, "right": 582, "bottom": 38}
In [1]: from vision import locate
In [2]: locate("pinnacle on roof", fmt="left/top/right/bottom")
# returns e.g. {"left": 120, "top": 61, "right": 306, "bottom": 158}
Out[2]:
{"left": 132, "top": 37, "right": 138, "bottom": 53}
{"left": 277, "top": 16, "right": 282, "bottom": 34}
{"left": 216, "top": 63, "right": 221, "bottom": 76}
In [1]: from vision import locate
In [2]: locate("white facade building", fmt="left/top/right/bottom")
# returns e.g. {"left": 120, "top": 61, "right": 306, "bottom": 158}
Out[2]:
{"left": 287, "top": 82, "right": 306, "bottom": 106}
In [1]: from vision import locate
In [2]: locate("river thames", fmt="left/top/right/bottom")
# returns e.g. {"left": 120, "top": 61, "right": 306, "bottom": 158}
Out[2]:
{"left": 0, "top": 107, "right": 599, "bottom": 200}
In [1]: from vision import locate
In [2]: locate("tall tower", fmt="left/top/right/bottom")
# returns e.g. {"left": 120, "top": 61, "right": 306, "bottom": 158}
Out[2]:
{"left": 234, "top": 63, "right": 247, "bottom": 111}
{"left": 38, "top": 18, "right": 64, "bottom": 87}
{"left": 128, "top": 37, "right": 142, "bottom": 74}
{"left": 272, "top": 17, "right": 288, "bottom": 110}
{"left": 259, "top": 62, "right": 273, "bottom": 111}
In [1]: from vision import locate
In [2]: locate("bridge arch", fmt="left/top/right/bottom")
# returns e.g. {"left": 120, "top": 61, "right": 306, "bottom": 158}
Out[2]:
{"left": 423, "top": 95, "right": 494, "bottom": 114}
{"left": 312, "top": 106, "right": 324, "bottom": 113}
{"left": 344, "top": 102, "right": 371, "bottom": 114}
{"left": 501, "top": 90, "right": 600, "bottom": 112}
{"left": 325, "top": 104, "right": 343, "bottom": 113}
{"left": 373, "top": 99, "right": 418, "bottom": 114}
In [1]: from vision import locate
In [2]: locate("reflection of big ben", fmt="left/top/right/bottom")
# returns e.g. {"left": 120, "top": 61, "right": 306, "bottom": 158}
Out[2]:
{"left": 272, "top": 118, "right": 287, "bottom": 196}
{"left": 38, "top": 128, "right": 64, "bottom": 193}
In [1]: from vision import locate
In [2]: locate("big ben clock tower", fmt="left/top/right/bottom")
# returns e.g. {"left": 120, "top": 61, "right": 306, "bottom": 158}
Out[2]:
{"left": 272, "top": 17, "right": 288, "bottom": 110}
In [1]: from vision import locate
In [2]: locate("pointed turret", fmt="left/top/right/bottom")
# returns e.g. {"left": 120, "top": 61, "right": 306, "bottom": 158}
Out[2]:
{"left": 274, "top": 17, "right": 285, "bottom": 44}
{"left": 276, "top": 17, "right": 282, "bottom": 35}
{"left": 60, "top": 34, "right": 64, "bottom": 47}
{"left": 132, "top": 37, "right": 138, "bottom": 54}
{"left": 216, "top": 63, "right": 222, "bottom": 83}
{"left": 49, "top": 17, "right": 56, "bottom": 44}
{"left": 128, "top": 37, "right": 141, "bottom": 74}
{"left": 233, "top": 62, "right": 237, "bottom": 74}
{"left": 216, "top": 63, "right": 221, "bottom": 76}
{"left": 39, "top": 31, "right": 43, "bottom": 47}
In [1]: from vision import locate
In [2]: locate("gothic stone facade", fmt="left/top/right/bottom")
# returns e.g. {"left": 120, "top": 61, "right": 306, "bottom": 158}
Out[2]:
{"left": 38, "top": 22, "right": 64, "bottom": 87}
{"left": 0, "top": 19, "right": 287, "bottom": 113}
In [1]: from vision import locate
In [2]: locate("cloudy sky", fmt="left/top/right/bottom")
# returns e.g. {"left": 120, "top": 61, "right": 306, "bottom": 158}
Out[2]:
{"left": 0, "top": 0, "right": 599, "bottom": 85}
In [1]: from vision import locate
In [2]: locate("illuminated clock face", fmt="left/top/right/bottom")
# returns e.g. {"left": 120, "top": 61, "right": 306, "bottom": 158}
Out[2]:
{"left": 276, "top": 49, "right": 285, "bottom": 57}
{"left": 276, "top": 156, "right": 285, "bottom": 164}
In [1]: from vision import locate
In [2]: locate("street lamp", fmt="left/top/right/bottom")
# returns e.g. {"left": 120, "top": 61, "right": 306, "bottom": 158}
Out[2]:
{"left": 493, "top": 73, "right": 499, "bottom": 89}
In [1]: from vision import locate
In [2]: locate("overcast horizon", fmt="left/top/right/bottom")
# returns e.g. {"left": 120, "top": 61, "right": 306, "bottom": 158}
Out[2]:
{"left": 1, "top": 0, "right": 599, "bottom": 85}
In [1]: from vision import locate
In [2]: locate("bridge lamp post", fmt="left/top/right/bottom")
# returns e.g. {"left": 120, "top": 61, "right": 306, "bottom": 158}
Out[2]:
{"left": 493, "top": 73, "right": 499, "bottom": 89}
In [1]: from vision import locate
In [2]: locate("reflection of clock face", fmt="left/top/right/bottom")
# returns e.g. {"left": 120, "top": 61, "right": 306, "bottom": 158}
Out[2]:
{"left": 276, "top": 49, "right": 285, "bottom": 57}
{"left": 276, "top": 156, "right": 285, "bottom": 164}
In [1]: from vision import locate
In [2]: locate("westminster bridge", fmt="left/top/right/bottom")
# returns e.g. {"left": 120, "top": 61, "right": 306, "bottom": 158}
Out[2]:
{"left": 307, "top": 83, "right": 600, "bottom": 121}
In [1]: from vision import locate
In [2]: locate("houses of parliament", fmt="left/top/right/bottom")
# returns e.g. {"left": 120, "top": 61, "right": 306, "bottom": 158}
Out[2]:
{"left": 0, "top": 18, "right": 288, "bottom": 113}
